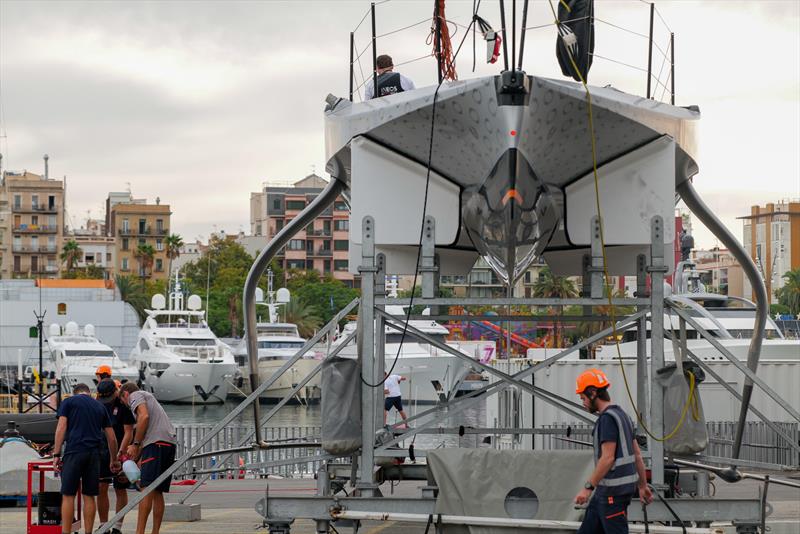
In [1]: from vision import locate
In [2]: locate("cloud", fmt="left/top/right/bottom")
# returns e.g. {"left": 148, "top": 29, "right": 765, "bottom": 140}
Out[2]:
{"left": 1, "top": 0, "right": 798, "bottom": 251}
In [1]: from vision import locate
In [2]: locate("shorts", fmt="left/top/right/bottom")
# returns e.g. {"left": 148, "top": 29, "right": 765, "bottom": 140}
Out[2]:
{"left": 99, "top": 448, "right": 114, "bottom": 484}
{"left": 384, "top": 396, "right": 403, "bottom": 412}
{"left": 577, "top": 494, "right": 632, "bottom": 534}
{"left": 60, "top": 450, "right": 100, "bottom": 496}
{"left": 140, "top": 441, "right": 176, "bottom": 493}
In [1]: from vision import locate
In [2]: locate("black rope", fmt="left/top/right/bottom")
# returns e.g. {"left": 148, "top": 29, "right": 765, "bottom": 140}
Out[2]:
{"left": 649, "top": 484, "right": 687, "bottom": 533}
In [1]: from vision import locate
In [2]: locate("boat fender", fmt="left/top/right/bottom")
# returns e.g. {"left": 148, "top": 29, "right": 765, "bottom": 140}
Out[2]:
{"left": 408, "top": 443, "right": 415, "bottom": 463}
{"left": 458, "top": 425, "right": 465, "bottom": 437}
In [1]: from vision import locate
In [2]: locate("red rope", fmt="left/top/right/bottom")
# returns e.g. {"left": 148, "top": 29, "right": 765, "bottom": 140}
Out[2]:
{"left": 431, "top": 0, "right": 458, "bottom": 81}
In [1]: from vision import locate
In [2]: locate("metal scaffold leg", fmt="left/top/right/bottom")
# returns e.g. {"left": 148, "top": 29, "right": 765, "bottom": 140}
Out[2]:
{"left": 356, "top": 215, "right": 380, "bottom": 497}
{"left": 648, "top": 215, "right": 666, "bottom": 486}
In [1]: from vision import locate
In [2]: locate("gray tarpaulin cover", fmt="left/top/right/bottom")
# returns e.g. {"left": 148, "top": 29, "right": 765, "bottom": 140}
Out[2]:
{"left": 657, "top": 363, "right": 708, "bottom": 454}
{"left": 427, "top": 449, "right": 594, "bottom": 534}
{"left": 321, "top": 356, "right": 361, "bottom": 455}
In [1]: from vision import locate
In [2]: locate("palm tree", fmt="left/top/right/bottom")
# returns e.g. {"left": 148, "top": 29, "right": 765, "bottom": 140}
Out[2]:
{"left": 115, "top": 274, "right": 147, "bottom": 321}
{"left": 533, "top": 267, "right": 578, "bottom": 347}
{"left": 165, "top": 234, "right": 184, "bottom": 278}
{"left": 777, "top": 268, "right": 800, "bottom": 315}
{"left": 284, "top": 299, "right": 322, "bottom": 338}
{"left": 60, "top": 240, "right": 83, "bottom": 273}
{"left": 134, "top": 244, "right": 156, "bottom": 283}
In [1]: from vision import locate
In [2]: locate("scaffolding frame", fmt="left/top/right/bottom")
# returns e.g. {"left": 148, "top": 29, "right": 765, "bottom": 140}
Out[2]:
{"left": 97, "top": 213, "right": 795, "bottom": 534}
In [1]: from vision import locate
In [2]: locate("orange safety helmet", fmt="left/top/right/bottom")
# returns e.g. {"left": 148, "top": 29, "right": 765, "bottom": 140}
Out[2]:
{"left": 575, "top": 368, "right": 610, "bottom": 394}
{"left": 96, "top": 364, "right": 113, "bottom": 376}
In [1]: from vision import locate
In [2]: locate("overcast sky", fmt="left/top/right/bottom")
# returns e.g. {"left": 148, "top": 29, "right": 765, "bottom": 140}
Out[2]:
{"left": 1, "top": 0, "right": 797, "bottom": 249}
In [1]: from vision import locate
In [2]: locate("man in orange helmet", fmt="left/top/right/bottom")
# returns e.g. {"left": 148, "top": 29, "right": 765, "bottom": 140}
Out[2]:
{"left": 574, "top": 368, "right": 652, "bottom": 534}
{"left": 96, "top": 364, "right": 113, "bottom": 383}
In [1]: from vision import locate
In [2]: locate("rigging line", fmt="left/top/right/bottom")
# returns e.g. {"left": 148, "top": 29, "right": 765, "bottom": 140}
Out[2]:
{"left": 594, "top": 17, "right": 650, "bottom": 40}
{"left": 589, "top": 53, "right": 648, "bottom": 73}
{"left": 524, "top": 15, "right": 590, "bottom": 31}
{"left": 652, "top": 36, "right": 671, "bottom": 99}
{"left": 377, "top": 18, "right": 430, "bottom": 39}
{"left": 352, "top": 39, "right": 374, "bottom": 65}
{"left": 394, "top": 53, "right": 435, "bottom": 68}
{"left": 352, "top": 35, "right": 369, "bottom": 102}
{"left": 352, "top": 5, "right": 372, "bottom": 34}
{"left": 594, "top": 17, "right": 671, "bottom": 64}
{"left": 652, "top": 3, "right": 673, "bottom": 34}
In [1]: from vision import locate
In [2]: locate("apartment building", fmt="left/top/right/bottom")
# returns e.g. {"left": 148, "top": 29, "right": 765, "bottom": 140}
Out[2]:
{"left": 71, "top": 219, "right": 115, "bottom": 275}
{"left": 740, "top": 200, "right": 800, "bottom": 303}
{"left": 0, "top": 167, "right": 65, "bottom": 279}
{"left": 250, "top": 174, "right": 356, "bottom": 286}
{"left": 107, "top": 193, "right": 172, "bottom": 280}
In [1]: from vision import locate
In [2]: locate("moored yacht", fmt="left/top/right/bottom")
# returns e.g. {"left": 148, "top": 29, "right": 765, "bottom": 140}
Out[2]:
{"left": 44, "top": 322, "right": 138, "bottom": 392}
{"left": 231, "top": 277, "right": 324, "bottom": 403}
{"left": 129, "top": 277, "right": 237, "bottom": 404}
{"left": 333, "top": 305, "right": 495, "bottom": 404}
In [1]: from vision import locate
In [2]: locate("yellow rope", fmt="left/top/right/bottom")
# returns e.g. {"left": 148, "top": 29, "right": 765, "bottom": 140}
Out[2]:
{"left": 546, "top": 0, "right": 693, "bottom": 442}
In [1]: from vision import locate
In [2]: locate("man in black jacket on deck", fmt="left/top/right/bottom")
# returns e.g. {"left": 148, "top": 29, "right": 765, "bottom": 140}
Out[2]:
{"left": 364, "top": 54, "right": 415, "bottom": 100}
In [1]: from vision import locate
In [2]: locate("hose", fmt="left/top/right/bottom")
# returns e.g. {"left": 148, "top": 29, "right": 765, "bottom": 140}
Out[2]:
{"left": 242, "top": 177, "right": 347, "bottom": 445}
{"left": 677, "top": 179, "right": 768, "bottom": 463}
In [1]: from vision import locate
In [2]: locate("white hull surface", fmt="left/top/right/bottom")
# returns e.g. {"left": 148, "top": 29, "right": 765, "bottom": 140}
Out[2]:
{"left": 256, "top": 358, "right": 321, "bottom": 402}
{"left": 138, "top": 358, "right": 237, "bottom": 404}
{"left": 59, "top": 361, "right": 139, "bottom": 393}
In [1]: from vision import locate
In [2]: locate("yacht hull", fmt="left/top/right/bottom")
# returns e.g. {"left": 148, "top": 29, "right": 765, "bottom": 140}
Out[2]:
{"left": 254, "top": 358, "right": 322, "bottom": 403}
{"left": 138, "top": 360, "right": 237, "bottom": 404}
{"left": 59, "top": 365, "right": 139, "bottom": 393}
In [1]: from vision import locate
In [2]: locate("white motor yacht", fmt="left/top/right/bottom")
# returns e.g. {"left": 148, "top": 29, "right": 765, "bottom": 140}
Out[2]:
{"left": 333, "top": 305, "right": 495, "bottom": 404}
{"left": 129, "top": 277, "right": 237, "bottom": 404}
{"left": 44, "top": 322, "right": 138, "bottom": 392}
{"left": 231, "top": 278, "right": 324, "bottom": 403}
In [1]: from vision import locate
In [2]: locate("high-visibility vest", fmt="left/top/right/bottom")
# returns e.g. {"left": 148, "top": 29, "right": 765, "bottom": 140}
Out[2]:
{"left": 593, "top": 405, "right": 638, "bottom": 495}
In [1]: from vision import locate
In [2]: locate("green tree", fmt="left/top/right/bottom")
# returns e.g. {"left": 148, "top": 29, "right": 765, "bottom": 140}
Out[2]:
{"left": 776, "top": 268, "right": 800, "bottom": 316}
{"left": 284, "top": 299, "right": 322, "bottom": 338}
{"left": 397, "top": 285, "right": 454, "bottom": 315}
{"left": 533, "top": 267, "right": 578, "bottom": 346}
{"left": 115, "top": 274, "right": 147, "bottom": 322}
{"left": 165, "top": 233, "right": 184, "bottom": 278}
{"left": 286, "top": 269, "right": 359, "bottom": 325}
{"left": 60, "top": 240, "right": 83, "bottom": 273}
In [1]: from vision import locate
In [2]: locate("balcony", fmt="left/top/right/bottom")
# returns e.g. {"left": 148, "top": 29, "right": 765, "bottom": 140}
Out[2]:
{"left": 12, "top": 204, "right": 59, "bottom": 214}
{"left": 13, "top": 225, "right": 58, "bottom": 234}
{"left": 315, "top": 248, "right": 333, "bottom": 257}
{"left": 11, "top": 245, "right": 58, "bottom": 253}
{"left": 306, "top": 228, "right": 332, "bottom": 237}
{"left": 15, "top": 265, "right": 59, "bottom": 275}
{"left": 118, "top": 226, "right": 168, "bottom": 236}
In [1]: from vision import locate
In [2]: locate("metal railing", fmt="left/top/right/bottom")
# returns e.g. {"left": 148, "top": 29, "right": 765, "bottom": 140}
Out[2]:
{"left": 541, "top": 421, "right": 800, "bottom": 468}
{"left": 173, "top": 424, "right": 326, "bottom": 478}
{"left": 12, "top": 225, "right": 58, "bottom": 233}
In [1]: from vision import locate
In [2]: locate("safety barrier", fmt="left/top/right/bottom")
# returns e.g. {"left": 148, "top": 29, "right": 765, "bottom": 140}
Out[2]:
{"left": 173, "top": 424, "right": 323, "bottom": 479}
{"left": 542, "top": 421, "right": 800, "bottom": 468}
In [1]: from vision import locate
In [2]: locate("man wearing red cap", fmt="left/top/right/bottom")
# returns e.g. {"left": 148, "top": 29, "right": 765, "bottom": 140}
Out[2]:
{"left": 574, "top": 368, "right": 652, "bottom": 534}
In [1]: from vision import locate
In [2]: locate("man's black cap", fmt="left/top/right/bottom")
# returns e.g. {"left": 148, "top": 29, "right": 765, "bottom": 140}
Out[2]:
{"left": 97, "top": 378, "right": 117, "bottom": 403}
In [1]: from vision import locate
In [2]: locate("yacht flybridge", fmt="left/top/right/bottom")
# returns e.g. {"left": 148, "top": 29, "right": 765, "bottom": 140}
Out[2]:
{"left": 45, "top": 322, "right": 138, "bottom": 392}
{"left": 130, "top": 276, "right": 237, "bottom": 404}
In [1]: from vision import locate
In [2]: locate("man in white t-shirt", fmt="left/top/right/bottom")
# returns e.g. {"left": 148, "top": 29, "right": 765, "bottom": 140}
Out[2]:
{"left": 383, "top": 373, "right": 408, "bottom": 428}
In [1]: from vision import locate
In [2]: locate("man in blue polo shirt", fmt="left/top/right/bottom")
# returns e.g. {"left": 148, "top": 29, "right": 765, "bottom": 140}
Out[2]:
{"left": 574, "top": 369, "right": 652, "bottom": 534}
{"left": 53, "top": 383, "right": 120, "bottom": 534}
